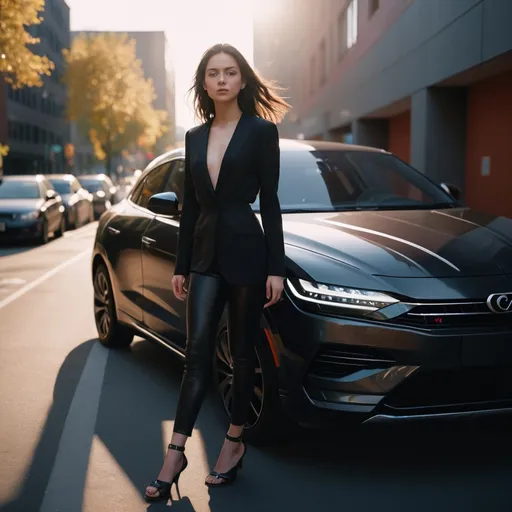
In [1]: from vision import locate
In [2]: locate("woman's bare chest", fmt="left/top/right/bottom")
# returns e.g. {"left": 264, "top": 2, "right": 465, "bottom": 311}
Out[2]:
{"left": 206, "top": 124, "right": 238, "bottom": 191}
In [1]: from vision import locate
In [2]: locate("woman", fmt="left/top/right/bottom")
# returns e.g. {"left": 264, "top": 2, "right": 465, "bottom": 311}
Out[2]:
{"left": 145, "top": 43, "right": 290, "bottom": 501}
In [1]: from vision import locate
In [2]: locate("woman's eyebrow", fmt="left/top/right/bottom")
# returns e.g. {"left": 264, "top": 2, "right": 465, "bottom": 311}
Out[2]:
{"left": 206, "top": 66, "right": 237, "bottom": 71}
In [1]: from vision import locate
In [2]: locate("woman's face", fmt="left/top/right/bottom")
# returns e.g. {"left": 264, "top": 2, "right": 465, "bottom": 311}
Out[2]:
{"left": 203, "top": 52, "right": 245, "bottom": 104}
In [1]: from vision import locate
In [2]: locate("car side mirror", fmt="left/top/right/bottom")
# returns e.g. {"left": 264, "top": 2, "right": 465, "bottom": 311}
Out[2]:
{"left": 440, "top": 183, "right": 461, "bottom": 201}
{"left": 147, "top": 192, "right": 180, "bottom": 216}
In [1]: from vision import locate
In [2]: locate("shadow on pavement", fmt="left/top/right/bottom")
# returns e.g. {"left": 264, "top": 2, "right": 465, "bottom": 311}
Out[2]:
{"left": 3, "top": 335, "right": 512, "bottom": 512}
{"left": 0, "top": 241, "right": 38, "bottom": 257}
{"left": 0, "top": 339, "right": 96, "bottom": 512}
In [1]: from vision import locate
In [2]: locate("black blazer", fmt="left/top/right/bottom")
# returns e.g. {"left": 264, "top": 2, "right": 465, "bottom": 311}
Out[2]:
{"left": 174, "top": 112, "right": 285, "bottom": 285}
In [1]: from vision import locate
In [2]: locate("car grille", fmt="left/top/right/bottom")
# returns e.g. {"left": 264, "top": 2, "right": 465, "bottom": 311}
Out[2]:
{"left": 394, "top": 302, "right": 512, "bottom": 330}
{"left": 308, "top": 344, "right": 395, "bottom": 379}
{"left": 383, "top": 366, "right": 512, "bottom": 410}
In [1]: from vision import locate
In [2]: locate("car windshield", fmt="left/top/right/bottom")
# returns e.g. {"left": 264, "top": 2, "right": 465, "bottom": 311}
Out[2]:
{"left": 79, "top": 180, "right": 104, "bottom": 192}
{"left": 48, "top": 179, "right": 72, "bottom": 194}
{"left": 252, "top": 149, "right": 456, "bottom": 212}
{"left": 0, "top": 180, "right": 40, "bottom": 199}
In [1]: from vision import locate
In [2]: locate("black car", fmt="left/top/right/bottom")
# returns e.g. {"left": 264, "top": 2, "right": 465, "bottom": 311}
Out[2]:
{"left": 78, "top": 174, "right": 117, "bottom": 219}
{"left": 46, "top": 174, "right": 94, "bottom": 229}
{"left": 0, "top": 174, "right": 66, "bottom": 244}
{"left": 91, "top": 140, "right": 512, "bottom": 443}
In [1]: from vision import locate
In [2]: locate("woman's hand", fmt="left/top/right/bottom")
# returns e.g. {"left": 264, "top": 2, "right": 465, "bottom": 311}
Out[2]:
{"left": 172, "top": 274, "right": 187, "bottom": 301}
{"left": 264, "top": 275, "right": 284, "bottom": 308}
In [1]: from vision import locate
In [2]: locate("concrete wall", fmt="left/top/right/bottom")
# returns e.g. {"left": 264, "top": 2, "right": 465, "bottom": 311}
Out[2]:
{"left": 285, "top": 0, "right": 512, "bottom": 137}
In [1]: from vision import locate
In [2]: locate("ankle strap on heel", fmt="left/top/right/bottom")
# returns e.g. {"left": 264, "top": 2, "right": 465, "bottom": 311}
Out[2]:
{"left": 168, "top": 443, "right": 185, "bottom": 452}
{"left": 225, "top": 434, "right": 243, "bottom": 443}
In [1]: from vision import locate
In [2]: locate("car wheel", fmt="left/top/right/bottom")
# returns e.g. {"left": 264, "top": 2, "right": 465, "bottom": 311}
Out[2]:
{"left": 213, "top": 320, "right": 286, "bottom": 445}
{"left": 55, "top": 216, "right": 65, "bottom": 238}
{"left": 39, "top": 219, "right": 49, "bottom": 244}
{"left": 93, "top": 263, "right": 134, "bottom": 348}
{"left": 66, "top": 209, "right": 76, "bottom": 230}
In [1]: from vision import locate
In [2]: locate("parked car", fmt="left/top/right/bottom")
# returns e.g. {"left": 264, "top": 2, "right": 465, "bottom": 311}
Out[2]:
{"left": 90, "top": 139, "right": 512, "bottom": 444}
{"left": 78, "top": 174, "right": 117, "bottom": 219}
{"left": 46, "top": 173, "right": 94, "bottom": 229}
{"left": 0, "top": 174, "right": 65, "bottom": 244}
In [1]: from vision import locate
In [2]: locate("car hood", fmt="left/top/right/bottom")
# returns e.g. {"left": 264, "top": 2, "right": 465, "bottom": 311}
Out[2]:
{"left": 280, "top": 208, "right": 512, "bottom": 278}
{"left": 0, "top": 198, "right": 44, "bottom": 214}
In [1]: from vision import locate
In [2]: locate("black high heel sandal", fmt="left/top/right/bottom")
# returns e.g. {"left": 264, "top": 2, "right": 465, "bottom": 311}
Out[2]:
{"left": 145, "top": 443, "right": 188, "bottom": 502}
{"left": 205, "top": 433, "right": 247, "bottom": 487}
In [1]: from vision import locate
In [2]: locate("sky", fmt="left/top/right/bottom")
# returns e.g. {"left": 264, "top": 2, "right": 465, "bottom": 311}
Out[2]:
{"left": 64, "top": 0, "right": 255, "bottom": 130}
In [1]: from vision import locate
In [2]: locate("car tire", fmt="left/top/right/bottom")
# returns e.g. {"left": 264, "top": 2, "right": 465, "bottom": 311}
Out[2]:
{"left": 55, "top": 216, "right": 65, "bottom": 238}
{"left": 39, "top": 219, "right": 49, "bottom": 244}
{"left": 213, "top": 317, "right": 287, "bottom": 446}
{"left": 93, "top": 262, "right": 134, "bottom": 348}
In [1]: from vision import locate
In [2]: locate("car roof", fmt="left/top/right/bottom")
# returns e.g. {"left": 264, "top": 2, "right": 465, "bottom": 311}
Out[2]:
{"left": 78, "top": 174, "right": 108, "bottom": 180}
{"left": 46, "top": 174, "right": 76, "bottom": 180}
{"left": 143, "top": 138, "right": 387, "bottom": 176}
{"left": 2, "top": 174, "right": 44, "bottom": 181}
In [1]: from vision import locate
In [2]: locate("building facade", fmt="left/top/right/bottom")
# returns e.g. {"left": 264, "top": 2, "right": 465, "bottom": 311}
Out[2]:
{"left": 70, "top": 30, "right": 176, "bottom": 171}
{"left": 254, "top": 0, "right": 512, "bottom": 218}
{"left": 2, "top": 0, "right": 71, "bottom": 175}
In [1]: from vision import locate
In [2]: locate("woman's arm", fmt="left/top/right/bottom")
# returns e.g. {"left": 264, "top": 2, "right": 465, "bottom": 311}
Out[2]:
{"left": 258, "top": 122, "right": 285, "bottom": 278}
{"left": 174, "top": 130, "right": 200, "bottom": 276}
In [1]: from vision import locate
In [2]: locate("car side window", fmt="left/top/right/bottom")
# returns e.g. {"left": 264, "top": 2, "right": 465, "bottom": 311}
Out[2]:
{"left": 162, "top": 159, "right": 185, "bottom": 205}
{"left": 133, "top": 163, "right": 171, "bottom": 209}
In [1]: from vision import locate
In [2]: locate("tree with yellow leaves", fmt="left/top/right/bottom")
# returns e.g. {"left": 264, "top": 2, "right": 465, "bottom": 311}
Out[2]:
{"left": 63, "top": 33, "right": 167, "bottom": 174}
{"left": 0, "top": 0, "right": 55, "bottom": 88}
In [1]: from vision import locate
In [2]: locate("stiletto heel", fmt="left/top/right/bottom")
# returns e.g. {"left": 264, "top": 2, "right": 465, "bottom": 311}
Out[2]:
{"left": 145, "top": 443, "right": 188, "bottom": 502}
{"left": 205, "top": 433, "right": 247, "bottom": 487}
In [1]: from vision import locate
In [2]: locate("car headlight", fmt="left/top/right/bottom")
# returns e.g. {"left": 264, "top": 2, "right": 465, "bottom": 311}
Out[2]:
{"left": 20, "top": 211, "right": 40, "bottom": 221}
{"left": 287, "top": 278, "right": 398, "bottom": 312}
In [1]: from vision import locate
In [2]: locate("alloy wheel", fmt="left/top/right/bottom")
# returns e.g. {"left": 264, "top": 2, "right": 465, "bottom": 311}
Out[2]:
{"left": 94, "top": 269, "right": 112, "bottom": 338}
{"left": 215, "top": 328, "right": 264, "bottom": 429}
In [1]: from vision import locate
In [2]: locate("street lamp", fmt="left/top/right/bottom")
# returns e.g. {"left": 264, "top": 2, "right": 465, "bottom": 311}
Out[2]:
{"left": 1, "top": 54, "right": 6, "bottom": 60}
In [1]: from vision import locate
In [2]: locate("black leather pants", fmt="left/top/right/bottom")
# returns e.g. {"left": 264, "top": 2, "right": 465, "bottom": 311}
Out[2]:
{"left": 173, "top": 270, "right": 266, "bottom": 437}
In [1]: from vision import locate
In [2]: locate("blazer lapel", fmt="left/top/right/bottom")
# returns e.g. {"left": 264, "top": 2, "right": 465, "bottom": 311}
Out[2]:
{"left": 194, "top": 122, "right": 216, "bottom": 199}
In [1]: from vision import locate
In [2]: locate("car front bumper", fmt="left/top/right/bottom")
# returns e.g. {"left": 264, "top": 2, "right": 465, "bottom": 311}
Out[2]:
{"left": 0, "top": 219, "right": 44, "bottom": 241}
{"left": 273, "top": 278, "right": 512, "bottom": 427}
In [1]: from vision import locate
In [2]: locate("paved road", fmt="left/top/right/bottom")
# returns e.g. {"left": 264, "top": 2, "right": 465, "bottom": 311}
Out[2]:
{"left": 1, "top": 223, "right": 512, "bottom": 512}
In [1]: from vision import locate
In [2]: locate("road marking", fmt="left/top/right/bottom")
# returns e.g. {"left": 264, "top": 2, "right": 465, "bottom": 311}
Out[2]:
{"left": 40, "top": 341, "right": 109, "bottom": 512}
{"left": 0, "top": 248, "right": 91, "bottom": 310}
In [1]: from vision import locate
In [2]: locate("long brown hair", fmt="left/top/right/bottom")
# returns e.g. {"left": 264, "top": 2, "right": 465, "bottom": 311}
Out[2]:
{"left": 189, "top": 43, "right": 291, "bottom": 124}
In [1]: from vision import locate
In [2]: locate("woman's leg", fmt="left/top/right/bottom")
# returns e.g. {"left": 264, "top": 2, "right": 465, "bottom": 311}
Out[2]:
{"left": 173, "top": 272, "right": 228, "bottom": 436}
{"left": 205, "top": 279, "right": 266, "bottom": 485}
{"left": 146, "top": 272, "right": 227, "bottom": 497}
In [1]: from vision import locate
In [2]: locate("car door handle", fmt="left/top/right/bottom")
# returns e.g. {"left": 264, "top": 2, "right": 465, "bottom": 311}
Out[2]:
{"left": 142, "top": 236, "right": 156, "bottom": 245}
{"left": 108, "top": 226, "right": 120, "bottom": 235}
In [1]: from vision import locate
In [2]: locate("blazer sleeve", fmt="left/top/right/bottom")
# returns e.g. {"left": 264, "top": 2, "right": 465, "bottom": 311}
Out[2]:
{"left": 174, "top": 130, "right": 200, "bottom": 276}
{"left": 258, "top": 122, "right": 286, "bottom": 277}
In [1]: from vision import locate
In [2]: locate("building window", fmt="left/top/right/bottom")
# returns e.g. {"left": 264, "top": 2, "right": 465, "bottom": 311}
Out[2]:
{"left": 319, "top": 39, "right": 327, "bottom": 85}
{"left": 338, "top": 0, "right": 359, "bottom": 57}
{"left": 369, "top": 0, "right": 379, "bottom": 18}
{"left": 310, "top": 55, "right": 316, "bottom": 94}
{"left": 347, "top": 0, "right": 358, "bottom": 49}
{"left": 337, "top": 9, "right": 347, "bottom": 59}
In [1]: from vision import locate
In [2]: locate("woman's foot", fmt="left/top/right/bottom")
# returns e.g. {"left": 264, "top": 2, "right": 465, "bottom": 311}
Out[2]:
{"left": 205, "top": 434, "right": 246, "bottom": 486}
{"left": 145, "top": 444, "right": 186, "bottom": 500}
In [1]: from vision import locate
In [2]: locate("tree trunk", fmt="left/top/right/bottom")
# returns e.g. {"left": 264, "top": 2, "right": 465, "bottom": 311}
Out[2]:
{"left": 105, "top": 135, "right": 112, "bottom": 177}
